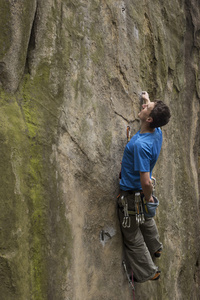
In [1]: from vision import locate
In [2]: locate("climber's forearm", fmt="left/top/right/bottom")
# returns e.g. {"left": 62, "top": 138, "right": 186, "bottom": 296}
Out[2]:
{"left": 140, "top": 172, "right": 154, "bottom": 202}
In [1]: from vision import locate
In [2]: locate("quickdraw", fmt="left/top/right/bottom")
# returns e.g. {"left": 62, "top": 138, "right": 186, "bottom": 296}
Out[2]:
{"left": 122, "top": 260, "right": 135, "bottom": 300}
{"left": 121, "top": 196, "right": 131, "bottom": 228}
{"left": 135, "top": 192, "right": 145, "bottom": 225}
{"left": 127, "top": 125, "right": 131, "bottom": 143}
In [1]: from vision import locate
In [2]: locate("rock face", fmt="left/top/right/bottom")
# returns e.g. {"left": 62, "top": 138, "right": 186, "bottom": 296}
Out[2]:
{"left": 0, "top": 0, "right": 199, "bottom": 299}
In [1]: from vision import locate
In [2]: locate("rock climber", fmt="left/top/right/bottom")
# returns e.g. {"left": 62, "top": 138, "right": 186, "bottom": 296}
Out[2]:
{"left": 118, "top": 91, "right": 171, "bottom": 282}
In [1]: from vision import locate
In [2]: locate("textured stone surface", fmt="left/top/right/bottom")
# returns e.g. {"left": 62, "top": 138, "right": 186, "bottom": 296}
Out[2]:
{"left": 0, "top": 0, "right": 199, "bottom": 299}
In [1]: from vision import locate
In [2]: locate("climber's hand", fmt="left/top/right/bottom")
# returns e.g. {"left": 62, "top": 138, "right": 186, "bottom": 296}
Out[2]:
{"left": 146, "top": 196, "right": 154, "bottom": 203}
{"left": 141, "top": 91, "right": 150, "bottom": 103}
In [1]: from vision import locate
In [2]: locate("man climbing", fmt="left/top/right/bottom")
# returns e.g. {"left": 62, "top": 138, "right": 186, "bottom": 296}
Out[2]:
{"left": 118, "top": 91, "right": 171, "bottom": 283}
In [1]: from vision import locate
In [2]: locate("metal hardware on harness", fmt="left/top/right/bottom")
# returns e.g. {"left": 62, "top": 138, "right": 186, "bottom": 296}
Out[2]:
{"left": 127, "top": 126, "right": 131, "bottom": 143}
{"left": 121, "top": 196, "right": 131, "bottom": 228}
{"left": 135, "top": 192, "right": 145, "bottom": 225}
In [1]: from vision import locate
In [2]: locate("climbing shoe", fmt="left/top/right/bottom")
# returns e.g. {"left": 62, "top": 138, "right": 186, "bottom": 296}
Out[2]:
{"left": 154, "top": 248, "right": 162, "bottom": 258}
{"left": 150, "top": 271, "right": 161, "bottom": 281}
{"left": 129, "top": 271, "right": 161, "bottom": 282}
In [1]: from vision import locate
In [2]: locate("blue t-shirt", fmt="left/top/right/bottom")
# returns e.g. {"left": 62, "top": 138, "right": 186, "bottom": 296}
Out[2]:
{"left": 120, "top": 127, "right": 162, "bottom": 191}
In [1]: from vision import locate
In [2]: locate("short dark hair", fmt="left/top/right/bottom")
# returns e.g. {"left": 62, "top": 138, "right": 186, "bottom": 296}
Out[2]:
{"left": 149, "top": 100, "right": 171, "bottom": 128}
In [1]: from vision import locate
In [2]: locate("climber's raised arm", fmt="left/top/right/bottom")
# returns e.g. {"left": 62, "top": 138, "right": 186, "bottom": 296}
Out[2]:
{"left": 140, "top": 91, "right": 151, "bottom": 104}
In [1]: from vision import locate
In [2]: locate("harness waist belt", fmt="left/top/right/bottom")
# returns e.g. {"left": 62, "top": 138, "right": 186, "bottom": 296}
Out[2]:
{"left": 120, "top": 189, "right": 143, "bottom": 195}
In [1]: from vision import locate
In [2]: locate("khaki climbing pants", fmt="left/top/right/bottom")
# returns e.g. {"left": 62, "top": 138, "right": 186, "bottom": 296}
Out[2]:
{"left": 118, "top": 191, "right": 162, "bottom": 283}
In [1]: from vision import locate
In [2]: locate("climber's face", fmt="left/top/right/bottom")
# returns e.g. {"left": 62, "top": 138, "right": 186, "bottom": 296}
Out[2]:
{"left": 138, "top": 102, "right": 155, "bottom": 122}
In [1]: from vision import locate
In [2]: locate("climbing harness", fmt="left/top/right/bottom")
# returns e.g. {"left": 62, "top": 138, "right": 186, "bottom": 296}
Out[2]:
{"left": 119, "top": 192, "right": 145, "bottom": 227}
{"left": 122, "top": 260, "right": 135, "bottom": 300}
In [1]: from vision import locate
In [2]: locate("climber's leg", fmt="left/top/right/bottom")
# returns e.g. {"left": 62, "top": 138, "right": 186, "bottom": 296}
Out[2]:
{"left": 140, "top": 218, "right": 163, "bottom": 257}
{"left": 118, "top": 209, "right": 158, "bottom": 283}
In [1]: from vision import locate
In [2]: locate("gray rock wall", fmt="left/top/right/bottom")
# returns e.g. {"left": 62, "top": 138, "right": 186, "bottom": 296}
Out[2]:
{"left": 0, "top": 0, "right": 199, "bottom": 299}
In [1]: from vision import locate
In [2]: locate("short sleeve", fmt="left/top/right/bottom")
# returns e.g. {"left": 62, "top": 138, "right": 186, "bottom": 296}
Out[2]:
{"left": 133, "top": 142, "right": 151, "bottom": 172}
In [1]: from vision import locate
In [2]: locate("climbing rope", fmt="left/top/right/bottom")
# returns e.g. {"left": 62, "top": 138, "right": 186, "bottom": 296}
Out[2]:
{"left": 119, "top": 126, "right": 131, "bottom": 180}
{"left": 122, "top": 127, "right": 135, "bottom": 299}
